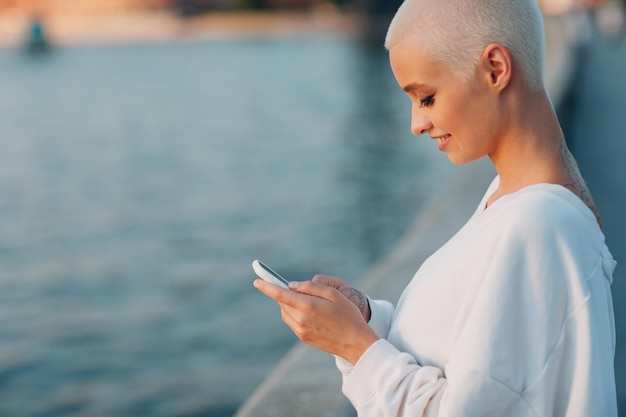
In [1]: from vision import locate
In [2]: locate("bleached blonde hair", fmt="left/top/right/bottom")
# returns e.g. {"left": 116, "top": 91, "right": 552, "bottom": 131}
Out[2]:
{"left": 385, "top": 0, "right": 546, "bottom": 92}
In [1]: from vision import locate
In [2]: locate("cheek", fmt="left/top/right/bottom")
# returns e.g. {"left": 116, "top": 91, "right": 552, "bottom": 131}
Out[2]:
{"left": 437, "top": 100, "right": 467, "bottom": 135}
{"left": 452, "top": 93, "right": 492, "bottom": 137}
{"left": 449, "top": 106, "right": 492, "bottom": 158}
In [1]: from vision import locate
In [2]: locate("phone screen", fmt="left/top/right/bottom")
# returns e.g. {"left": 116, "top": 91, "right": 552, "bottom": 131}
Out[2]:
{"left": 258, "top": 261, "right": 290, "bottom": 286}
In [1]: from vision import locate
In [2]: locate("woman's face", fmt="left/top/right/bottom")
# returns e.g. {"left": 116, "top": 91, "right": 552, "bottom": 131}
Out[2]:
{"left": 389, "top": 44, "right": 499, "bottom": 165}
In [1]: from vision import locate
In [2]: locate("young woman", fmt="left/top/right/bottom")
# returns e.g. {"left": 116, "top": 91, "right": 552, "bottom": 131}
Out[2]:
{"left": 254, "top": 0, "right": 617, "bottom": 415}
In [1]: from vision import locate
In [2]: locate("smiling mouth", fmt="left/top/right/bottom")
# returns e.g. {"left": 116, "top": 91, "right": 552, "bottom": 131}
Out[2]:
{"left": 434, "top": 135, "right": 451, "bottom": 151}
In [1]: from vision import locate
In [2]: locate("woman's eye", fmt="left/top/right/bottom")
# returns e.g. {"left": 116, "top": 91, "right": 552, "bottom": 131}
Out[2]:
{"left": 418, "top": 94, "right": 435, "bottom": 108}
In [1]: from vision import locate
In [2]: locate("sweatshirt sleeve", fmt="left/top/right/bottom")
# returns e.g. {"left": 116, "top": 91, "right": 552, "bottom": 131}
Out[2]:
{"left": 343, "top": 340, "right": 537, "bottom": 416}
{"left": 339, "top": 191, "right": 612, "bottom": 417}
{"left": 366, "top": 297, "right": 395, "bottom": 339}
{"left": 335, "top": 297, "right": 394, "bottom": 375}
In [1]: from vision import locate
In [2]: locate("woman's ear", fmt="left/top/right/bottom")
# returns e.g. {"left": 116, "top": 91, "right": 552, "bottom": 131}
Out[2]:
{"left": 480, "top": 43, "right": 512, "bottom": 92}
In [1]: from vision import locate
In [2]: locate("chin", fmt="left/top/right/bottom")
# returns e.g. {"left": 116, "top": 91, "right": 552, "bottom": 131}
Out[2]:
{"left": 447, "top": 153, "right": 482, "bottom": 166}
{"left": 446, "top": 154, "right": 468, "bottom": 165}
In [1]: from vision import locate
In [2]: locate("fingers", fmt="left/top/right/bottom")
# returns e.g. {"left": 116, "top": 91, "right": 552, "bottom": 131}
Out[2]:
{"left": 253, "top": 279, "right": 293, "bottom": 303}
{"left": 288, "top": 280, "right": 340, "bottom": 301}
{"left": 312, "top": 274, "right": 347, "bottom": 289}
{"left": 254, "top": 278, "right": 334, "bottom": 308}
{"left": 254, "top": 277, "right": 377, "bottom": 363}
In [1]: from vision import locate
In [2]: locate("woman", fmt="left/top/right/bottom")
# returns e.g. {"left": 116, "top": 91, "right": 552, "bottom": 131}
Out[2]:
{"left": 254, "top": 0, "right": 618, "bottom": 415}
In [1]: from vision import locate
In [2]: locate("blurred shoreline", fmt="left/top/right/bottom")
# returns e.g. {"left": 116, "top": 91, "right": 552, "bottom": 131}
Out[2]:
{"left": 0, "top": 7, "right": 365, "bottom": 48}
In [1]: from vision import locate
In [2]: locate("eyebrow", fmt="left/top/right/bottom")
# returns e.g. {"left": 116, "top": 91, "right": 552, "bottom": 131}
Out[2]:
{"left": 402, "top": 82, "right": 429, "bottom": 93}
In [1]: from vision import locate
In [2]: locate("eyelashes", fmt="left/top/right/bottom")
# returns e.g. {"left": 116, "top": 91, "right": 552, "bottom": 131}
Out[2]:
{"left": 418, "top": 94, "right": 435, "bottom": 108}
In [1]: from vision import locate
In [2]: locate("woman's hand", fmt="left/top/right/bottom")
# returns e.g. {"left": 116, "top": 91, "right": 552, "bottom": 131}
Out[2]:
{"left": 310, "top": 275, "right": 371, "bottom": 322}
{"left": 254, "top": 278, "right": 379, "bottom": 365}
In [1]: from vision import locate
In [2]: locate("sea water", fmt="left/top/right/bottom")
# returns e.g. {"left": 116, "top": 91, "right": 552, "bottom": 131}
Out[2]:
{"left": 0, "top": 38, "right": 455, "bottom": 416}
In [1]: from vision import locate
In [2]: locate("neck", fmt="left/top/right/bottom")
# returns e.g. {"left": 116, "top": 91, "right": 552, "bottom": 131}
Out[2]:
{"left": 488, "top": 88, "right": 566, "bottom": 193}
{"left": 485, "top": 87, "right": 603, "bottom": 228}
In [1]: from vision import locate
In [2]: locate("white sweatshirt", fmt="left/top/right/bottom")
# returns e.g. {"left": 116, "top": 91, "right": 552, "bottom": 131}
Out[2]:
{"left": 336, "top": 177, "right": 617, "bottom": 417}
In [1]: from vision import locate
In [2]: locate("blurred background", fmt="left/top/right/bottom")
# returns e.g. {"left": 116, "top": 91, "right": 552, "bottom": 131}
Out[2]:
{"left": 0, "top": 0, "right": 624, "bottom": 416}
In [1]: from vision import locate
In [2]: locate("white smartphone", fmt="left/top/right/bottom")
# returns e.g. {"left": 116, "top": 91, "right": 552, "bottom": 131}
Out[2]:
{"left": 252, "top": 260, "right": 290, "bottom": 289}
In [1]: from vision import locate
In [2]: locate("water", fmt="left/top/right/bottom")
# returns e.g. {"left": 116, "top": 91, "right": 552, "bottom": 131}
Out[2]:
{"left": 0, "top": 37, "right": 456, "bottom": 416}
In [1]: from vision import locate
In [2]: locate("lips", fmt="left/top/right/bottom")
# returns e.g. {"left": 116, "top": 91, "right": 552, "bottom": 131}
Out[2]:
{"left": 433, "top": 134, "right": 451, "bottom": 151}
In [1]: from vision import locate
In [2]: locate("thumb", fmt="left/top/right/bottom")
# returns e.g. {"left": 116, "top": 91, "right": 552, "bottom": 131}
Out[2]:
{"left": 311, "top": 274, "right": 345, "bottom": 290}
{"left": 289, "top": 280, "right": 336, "bottom": 300}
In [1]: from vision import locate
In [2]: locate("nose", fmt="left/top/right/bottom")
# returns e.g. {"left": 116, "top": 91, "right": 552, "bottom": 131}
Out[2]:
{"left": 411, "top": 106, "right": 432, "bottom": 136}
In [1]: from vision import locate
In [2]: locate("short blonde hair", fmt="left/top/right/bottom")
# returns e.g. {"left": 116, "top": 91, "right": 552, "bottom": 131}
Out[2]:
{"left": 385, "top": 0, "right": 546, "bottom": 92}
